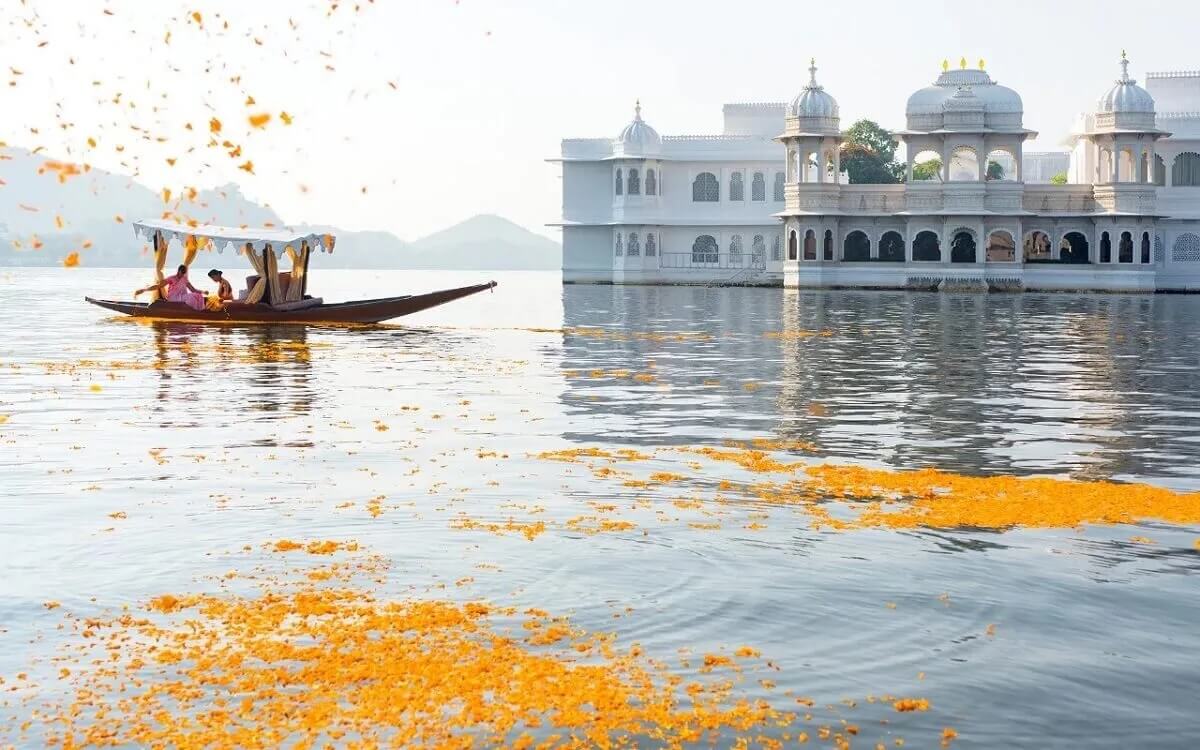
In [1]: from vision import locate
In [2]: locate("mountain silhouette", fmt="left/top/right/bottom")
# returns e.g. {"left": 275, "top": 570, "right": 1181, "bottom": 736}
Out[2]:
{"left": 0, "top": 148, "right": 560, "bottom": 270}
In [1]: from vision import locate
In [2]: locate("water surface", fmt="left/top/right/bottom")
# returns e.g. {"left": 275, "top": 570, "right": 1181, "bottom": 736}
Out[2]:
{"left": 2, "top": 268, "right": 1199, "bottom": 747}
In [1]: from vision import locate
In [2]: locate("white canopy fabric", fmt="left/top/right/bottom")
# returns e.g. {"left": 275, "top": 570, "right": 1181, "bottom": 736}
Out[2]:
{"left": 132, "top": 219, "right": 335, "bottom": 257}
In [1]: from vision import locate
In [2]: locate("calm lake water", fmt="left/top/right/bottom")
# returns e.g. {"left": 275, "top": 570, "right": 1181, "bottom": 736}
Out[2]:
{"left": 2, "top": 267, "right": 1199, "bottom": 748}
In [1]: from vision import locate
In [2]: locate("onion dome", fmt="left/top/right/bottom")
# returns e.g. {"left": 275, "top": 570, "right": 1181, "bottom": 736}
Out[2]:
{"left": 615, "top": 100, "right": 661, "bottom": 156}
{"left": 1097, "top": 52, "right": 1154, "bottom": 114}
{"left": 789, "top": 59, "right": 839, "bottom": 119}
{"left": 905, "top": 60, "right": 1023, "bottom": 131}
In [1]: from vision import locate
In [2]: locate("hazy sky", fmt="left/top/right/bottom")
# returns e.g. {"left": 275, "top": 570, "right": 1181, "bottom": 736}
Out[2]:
{"left": 1, "top": 0, "right": 1197, "bottom": 240}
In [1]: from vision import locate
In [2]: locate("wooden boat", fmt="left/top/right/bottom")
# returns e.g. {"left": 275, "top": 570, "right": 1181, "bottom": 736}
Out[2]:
{"left": 85, "top": 219, "right": 496, "bottom": 324}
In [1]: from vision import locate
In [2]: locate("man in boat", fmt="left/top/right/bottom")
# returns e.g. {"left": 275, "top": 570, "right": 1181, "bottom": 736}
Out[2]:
{"left": 207, "top": 269, "right": 234, "bottom": 302}
{"left": 134, "top": 264, "right": 207, "bottom": 311}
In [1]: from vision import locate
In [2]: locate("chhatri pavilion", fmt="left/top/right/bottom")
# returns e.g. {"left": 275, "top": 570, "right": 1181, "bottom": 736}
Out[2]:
{"left": 552, "top": 54, "right": 1200, "bottom": 291}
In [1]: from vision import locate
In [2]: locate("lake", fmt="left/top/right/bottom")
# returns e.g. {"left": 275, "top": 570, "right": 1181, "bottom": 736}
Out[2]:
{"left": 2, "top": 267, "right": 1199, "bottom": 748}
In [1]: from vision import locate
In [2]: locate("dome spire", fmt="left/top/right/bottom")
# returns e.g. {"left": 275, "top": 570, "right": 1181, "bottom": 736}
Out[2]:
{"left": 1119, "top": 50, "right": 1130, "bottom": 82}
{"left": 634, "top": 98, "right": 642, "bottom": 121}
{"left": 808, "top": 58, "right": 819, "bottom": 88}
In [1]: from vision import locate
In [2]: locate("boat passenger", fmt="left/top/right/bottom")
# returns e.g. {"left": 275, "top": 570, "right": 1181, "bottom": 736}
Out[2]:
{"left": 207, "top": 269, "right": 234, "bottom": 301}
{"left": 135, "top": 264, "right": 207, "bottom": 311}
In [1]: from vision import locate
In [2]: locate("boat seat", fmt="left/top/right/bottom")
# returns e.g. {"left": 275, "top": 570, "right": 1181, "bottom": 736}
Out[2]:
{"left": 271, "top": 297, "right": 323, "bottom": 311}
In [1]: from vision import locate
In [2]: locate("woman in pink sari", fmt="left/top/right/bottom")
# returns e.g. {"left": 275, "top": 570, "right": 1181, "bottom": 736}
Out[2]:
{"left": 136, "top": 264, "right": 207, "bottom": 310}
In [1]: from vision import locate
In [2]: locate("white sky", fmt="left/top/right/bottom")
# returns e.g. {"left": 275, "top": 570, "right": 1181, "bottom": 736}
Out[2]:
{"left": 1, "top": 0, "right": 1197, "bottom": 240}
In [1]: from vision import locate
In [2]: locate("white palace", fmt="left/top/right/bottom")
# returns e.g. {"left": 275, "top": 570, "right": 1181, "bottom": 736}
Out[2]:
{"left": 550, "top": 55, "right": 1200, "bottom": 291}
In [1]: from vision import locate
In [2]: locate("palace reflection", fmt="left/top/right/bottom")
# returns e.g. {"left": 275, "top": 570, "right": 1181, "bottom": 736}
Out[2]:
{"left": 558, "top": 284, "right": 1200, "bottom": 485}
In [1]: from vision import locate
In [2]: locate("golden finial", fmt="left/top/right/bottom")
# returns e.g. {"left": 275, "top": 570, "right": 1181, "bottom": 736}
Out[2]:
{"left": 942, "top": 58, "right": 949, "bottom": 72}
{"left": 978, "top": 58, "right": 985, "bottom": 70}
{"left": 1121, "top": 49, "right": 1127, "bottom": 60}
{"left": 959, "top": 56, "right": 967, "bottom": 70}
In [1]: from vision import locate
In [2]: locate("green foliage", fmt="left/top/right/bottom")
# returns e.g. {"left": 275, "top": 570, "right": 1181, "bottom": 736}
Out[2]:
{"left": 912, "top": 157, "right": 942, "bottom": 181}
{"left": 839, "top": 120, "right": 903, "bottom": 184}
{"left": 1050, "top": 172, "right": 1068, "bottom": 185}
{"left": 986, "top": 160, "right": 1005, "bottom": 180}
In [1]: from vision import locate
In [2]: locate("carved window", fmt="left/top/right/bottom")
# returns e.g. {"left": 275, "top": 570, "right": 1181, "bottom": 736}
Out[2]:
{"left": 627, "top": 168, "right": 640, "bottom": 195}
{"left": 1172, "top": 152, "right": 1200, "bottom": 186}
{"left": 773, "top": 172, "right": 785, "bottom": 201}
{"left": 729, "top": 234, "right": 743, "bottom": 263}
{"left": 751, "top": 172, "right": 766, "bottom": 201}
{"left": 614, "top": 170, "right": 623, "bottom": 195}
{"left": 627, "top": 232, "right": 640, "bottom": 256}
{"left": 645, "top": 233, "right": 657, "bottom": 256}
{"left": 751, "top": 234, "right": 765, "bottom": 264}
{"left": 692, "top": 172, "right": 719, "bottom": 202}
{"left": 772, "top": 235, "right": 782, "bottom": 261}
{"left": 730, "top": 172, "right": 744, "bottom": 202}
{"left": 692, "top": 234, "right": 719, "bottom": 263}
{"left": 646, "top": 168, "right": 657, "bottom": 196}
{"left": 1172, "top": 232, "right": 1200, "bottom": 262}
{"left": 614, "top": 233, "right": 623, "bottom": 256}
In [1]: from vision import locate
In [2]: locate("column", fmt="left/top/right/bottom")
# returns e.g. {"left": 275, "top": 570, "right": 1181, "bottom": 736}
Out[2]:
{"left": 1110, "top": 139, "right": 1120, "bottom": 183}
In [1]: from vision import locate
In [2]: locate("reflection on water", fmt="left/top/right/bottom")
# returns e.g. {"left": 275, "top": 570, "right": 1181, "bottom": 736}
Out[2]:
{"left": 1, "top": 269, "right": 1199, "bottom": 748}
{"left": 559, "top": 286, "right": 1200, "bottom": 489}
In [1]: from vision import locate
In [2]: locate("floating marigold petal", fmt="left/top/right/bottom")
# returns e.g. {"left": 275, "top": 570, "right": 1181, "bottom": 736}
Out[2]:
{"left": 209, "top": 117, "right": 221, "bottom": 134}
{"left": 248, "top": 112, "right": 271, "bottom": 128}
{"left": 62, "top": 252, "right": 80, "bottom": 267}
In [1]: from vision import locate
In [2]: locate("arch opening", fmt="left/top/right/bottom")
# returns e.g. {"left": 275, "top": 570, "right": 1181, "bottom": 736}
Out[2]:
{"left": 985, "top": 150, "right": 1017, "bottom": 181}
{"left": 823, "top": 230, "right": 834, "bottom": 260}
{"left": 803, "top": 229, "right": 816, "bottom": 261}
{"left": 1100, "top": 231, "right": 1112, "bottom": 263}
{"left": 1118, "top": 231, "right": 1134, "bottom": 263}
{"left": 913, "top": 230, "right": 940, "bottom": 261}
{"left": 1061, "top": 232, "right": 1089, "bottom": 264}
{"left": 950, "top": 230, "right": 977, "bottom": 263}
{"left": 787, "top": 231, "right": 798, "bottom": 261}
{"left": 1024, "top": 231, "right": 1052, "bottom": 262}
{"left": 879, "top": 231, "right": 905, "bottom": 262}
{"left": 911, "top": 150, "right": 942, "bottom": 182}
{"left": 948, "top": 147, "right": 979, "bottom": 181}
{"left": 985, "top": 231, "right": 1015, "bottom": 262}
{"left": 843, "top": 231, "right": 871, "bottom": 262}
{"left": 627, "top": 168, "right": 640, "bottom": 195}
{"left": 1141, "top": 232, "right": 1150, "bottom": 264}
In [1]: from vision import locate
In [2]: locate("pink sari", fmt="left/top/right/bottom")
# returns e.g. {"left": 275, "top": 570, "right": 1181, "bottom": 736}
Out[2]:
{"left": 164, "top": 274, "right": 206, "bottom": 311}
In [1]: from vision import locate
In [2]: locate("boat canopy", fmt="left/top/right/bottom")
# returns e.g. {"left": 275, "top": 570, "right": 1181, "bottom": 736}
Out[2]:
{"left": 132, "top": 219, "right": 335, "bottom": 257}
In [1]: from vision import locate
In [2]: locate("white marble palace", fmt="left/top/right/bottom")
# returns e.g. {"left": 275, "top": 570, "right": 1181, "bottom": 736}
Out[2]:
{"left": 551, "top": 55, "right": 1200, "bottom": 291}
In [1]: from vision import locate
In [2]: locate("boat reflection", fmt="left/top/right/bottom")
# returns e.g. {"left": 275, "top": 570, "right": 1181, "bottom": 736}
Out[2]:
{"left": 150, "top": 322, "right": 316, "bottom": 431}
{"left": 558, "top": 285, "right": 1200, "bottom": 486}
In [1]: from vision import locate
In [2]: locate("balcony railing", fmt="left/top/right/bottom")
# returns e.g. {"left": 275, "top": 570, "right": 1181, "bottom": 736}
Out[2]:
{"left": 659, "top": 252, "right": 767, "bottom": 270}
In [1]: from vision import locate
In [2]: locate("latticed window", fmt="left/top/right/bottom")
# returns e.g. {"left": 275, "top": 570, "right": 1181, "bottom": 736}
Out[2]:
{"left": 771, "top": 235, "right": 782, "bottom": 261}
{"left": 614, "top": 233, "right": 623, "bottom": 257}
{"left": 1172, "top": 153, "right": 1200, "bottom": 186}
{"left": 645, "top": 233, "right": 657, "bottom": 256}
{"left": 730, "top": 172, "right": 744, "bottom": 202}
{"left": 628, "top": 168, "right": 640, "bottom": 195}
{"left": 751, "top": 172, "right": 766, "bottom": 201}
{"left": 692, "top": 234, "right": 719, "bottom": 263}
{"left": 729, "top": 234, "right": 743, "bottom": 262}
{"left": 627, "top": 232, "right": 640, "bottom": 256}
{"left": 692, "top": 172, "right": 719, "bottom": 202}
{"left": 773, "top": 172, "right": 785, "bottom": 201}
{"left": 615, "top": 170, "right": 623, "bottom": 195}
{"left": 646, "top": 169, "right": 657, "bottom": 196}
{"left": 1173, "top": 233, "right": 1200, "bottom": 262}
{"left": 752, "top": 234, "right": 765, "bottom": 264}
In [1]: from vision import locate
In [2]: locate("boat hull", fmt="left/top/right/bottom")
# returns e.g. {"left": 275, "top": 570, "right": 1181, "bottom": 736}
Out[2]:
{"left": 85, "top": 281, "right": 497, "bottom": 325}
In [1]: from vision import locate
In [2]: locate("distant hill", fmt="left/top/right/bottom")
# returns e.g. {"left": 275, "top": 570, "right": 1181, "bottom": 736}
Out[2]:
{"left": 0, "top": 148, "right": 560, "bottom": 270}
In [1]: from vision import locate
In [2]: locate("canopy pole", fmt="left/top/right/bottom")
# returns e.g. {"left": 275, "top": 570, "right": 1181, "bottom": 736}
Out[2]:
{"left": 262, "top": 247, "right": 271, "bottom": 305}
{"left": 301, "top": 240, "right": 311, "bottom": 298}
